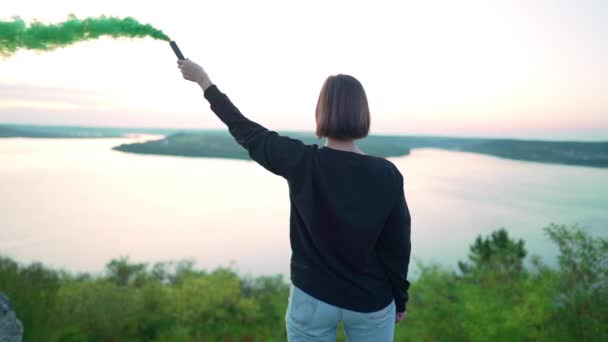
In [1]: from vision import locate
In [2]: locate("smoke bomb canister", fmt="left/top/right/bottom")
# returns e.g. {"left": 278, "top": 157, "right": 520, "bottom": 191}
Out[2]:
{"left": 170, "top": 41, "right": 185, "bottom": 60}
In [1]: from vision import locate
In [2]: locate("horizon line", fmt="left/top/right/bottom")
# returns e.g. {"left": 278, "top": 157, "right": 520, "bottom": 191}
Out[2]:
{"left": 1, "top": 121, "right": 607, "bottom": 144}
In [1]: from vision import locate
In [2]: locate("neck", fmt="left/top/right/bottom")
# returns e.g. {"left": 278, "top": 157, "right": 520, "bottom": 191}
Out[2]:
{"left": 325, "top": 138, "right": 364, "bottom": 154}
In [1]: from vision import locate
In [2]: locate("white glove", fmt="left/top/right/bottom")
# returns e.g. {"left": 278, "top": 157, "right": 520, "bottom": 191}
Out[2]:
{"left": 177, "top": 59, "right": 212, "bottom": 90}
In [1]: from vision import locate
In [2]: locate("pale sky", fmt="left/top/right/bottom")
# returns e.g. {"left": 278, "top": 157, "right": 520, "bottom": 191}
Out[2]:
{"left": 1, "top": 0, "right": 606, "bottom": 140}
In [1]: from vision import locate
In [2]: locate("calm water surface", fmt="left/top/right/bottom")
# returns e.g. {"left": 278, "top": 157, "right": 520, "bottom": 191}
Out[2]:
{"left": 1, "top": 137, "right": 607, "bottom": 277}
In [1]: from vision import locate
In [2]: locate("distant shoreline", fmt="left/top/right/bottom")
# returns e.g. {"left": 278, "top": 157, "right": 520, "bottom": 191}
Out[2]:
{"left": 2, "top": 123, "right": 608, "bottom": 167}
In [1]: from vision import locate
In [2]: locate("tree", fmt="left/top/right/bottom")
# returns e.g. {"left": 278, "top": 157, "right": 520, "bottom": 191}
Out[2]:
{"left": 544, "top": 223, "right": 608, "bottom": 340}
{"left": 105, "top": 257, "right": 147, "bottom": 287}
{"left": 458, "top": 228, "right": 527, "bottom": 276}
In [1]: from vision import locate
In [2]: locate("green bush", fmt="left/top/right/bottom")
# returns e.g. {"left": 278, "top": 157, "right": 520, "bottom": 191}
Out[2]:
{"left": 0, "top": 224, "right": 605, "bottom": 341}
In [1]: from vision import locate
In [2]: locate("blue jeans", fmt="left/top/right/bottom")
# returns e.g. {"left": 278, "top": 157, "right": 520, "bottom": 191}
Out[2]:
{"left": 285, "top": 285, "right": 395, "bottom": 341}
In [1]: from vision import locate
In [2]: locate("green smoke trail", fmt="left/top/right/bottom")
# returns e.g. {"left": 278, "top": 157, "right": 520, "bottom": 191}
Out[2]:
{"left": 0, "top": 15, "right": 169, "bottom": 57}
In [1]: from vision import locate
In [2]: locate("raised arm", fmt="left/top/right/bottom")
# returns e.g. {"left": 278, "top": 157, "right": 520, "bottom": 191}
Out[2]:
{"left": 376, "top": 169, "right": 412, "bottom": 316}
{"left": 178, "top": 59, "right": 308, "bottom": 178}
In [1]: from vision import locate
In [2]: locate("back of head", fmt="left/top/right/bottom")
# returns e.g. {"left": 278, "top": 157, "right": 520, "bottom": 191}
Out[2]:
{"left": 315, "top": 74, "right": 370, "bottom": 140}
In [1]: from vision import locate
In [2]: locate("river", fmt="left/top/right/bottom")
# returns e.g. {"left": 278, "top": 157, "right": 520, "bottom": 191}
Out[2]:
{"left": 1, "top": 137, "right": 606, "bottom": 277}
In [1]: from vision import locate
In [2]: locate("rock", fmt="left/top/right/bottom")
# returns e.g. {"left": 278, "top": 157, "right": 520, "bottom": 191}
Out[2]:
{"left": 0, "top": 293, "right": 23, "bottom": 342}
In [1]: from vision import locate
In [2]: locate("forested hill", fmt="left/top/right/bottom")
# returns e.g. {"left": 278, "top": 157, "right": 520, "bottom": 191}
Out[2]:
{"left": 113, "top": 131, "right": 608, "bottom": 167}
{"left": 2, "top": 123, "right": 607, "bottom": 167}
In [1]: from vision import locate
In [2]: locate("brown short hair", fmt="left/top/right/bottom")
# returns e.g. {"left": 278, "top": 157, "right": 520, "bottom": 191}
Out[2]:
{"left": 315, "top": 74, "right": 370, "bottom": 140}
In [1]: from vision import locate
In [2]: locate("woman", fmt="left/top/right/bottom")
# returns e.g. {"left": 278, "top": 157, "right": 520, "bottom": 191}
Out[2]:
{"left": 178, "top": 59, "right": 411, "bottom": 341}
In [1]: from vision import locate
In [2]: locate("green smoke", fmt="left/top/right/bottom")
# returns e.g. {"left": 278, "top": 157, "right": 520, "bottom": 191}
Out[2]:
{"left": 0, "top": 15, "right": 169, "bottom": 57}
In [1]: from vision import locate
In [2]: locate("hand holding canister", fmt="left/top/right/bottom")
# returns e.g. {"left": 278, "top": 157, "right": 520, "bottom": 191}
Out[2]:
{"left": 170, "top": 40, "right": 212, "bottom": 90}
{"left": 177, "top": 58, "right": 213, "bottom": 90}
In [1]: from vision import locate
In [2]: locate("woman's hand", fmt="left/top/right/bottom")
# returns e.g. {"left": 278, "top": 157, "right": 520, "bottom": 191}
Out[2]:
{"left": 396, "top": 311, "right": 406, "bottom": 323}
{"left": 177, "top": 59, "right": 213, "bottom": 90}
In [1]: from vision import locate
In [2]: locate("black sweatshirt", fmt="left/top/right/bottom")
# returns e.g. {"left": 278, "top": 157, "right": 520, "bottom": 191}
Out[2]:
{"left": 204, "top": 85, "right": 412, "bottom": 313}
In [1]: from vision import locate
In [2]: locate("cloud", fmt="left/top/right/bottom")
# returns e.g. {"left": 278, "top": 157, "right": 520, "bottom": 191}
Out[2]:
{"left": 0, "top": 82, "right": 100, "bottom": 109}
{"left": 0, "top": 99, "right": 81, "bottom": 110}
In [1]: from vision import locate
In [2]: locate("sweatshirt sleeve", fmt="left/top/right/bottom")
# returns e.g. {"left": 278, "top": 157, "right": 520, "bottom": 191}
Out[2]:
{"left": 203, "top": 85, "right": 308, "bottom": 178}
{"left": 377, "top": 170, "right": 412, "bottom": 312}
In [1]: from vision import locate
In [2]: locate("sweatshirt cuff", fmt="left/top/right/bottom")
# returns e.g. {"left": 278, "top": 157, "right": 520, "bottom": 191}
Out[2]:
{"left": 203, "top": 84, "right": 222, "bottom": 104}
{"left": 396, "top": 301, "right": 406, "bottom": 313}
